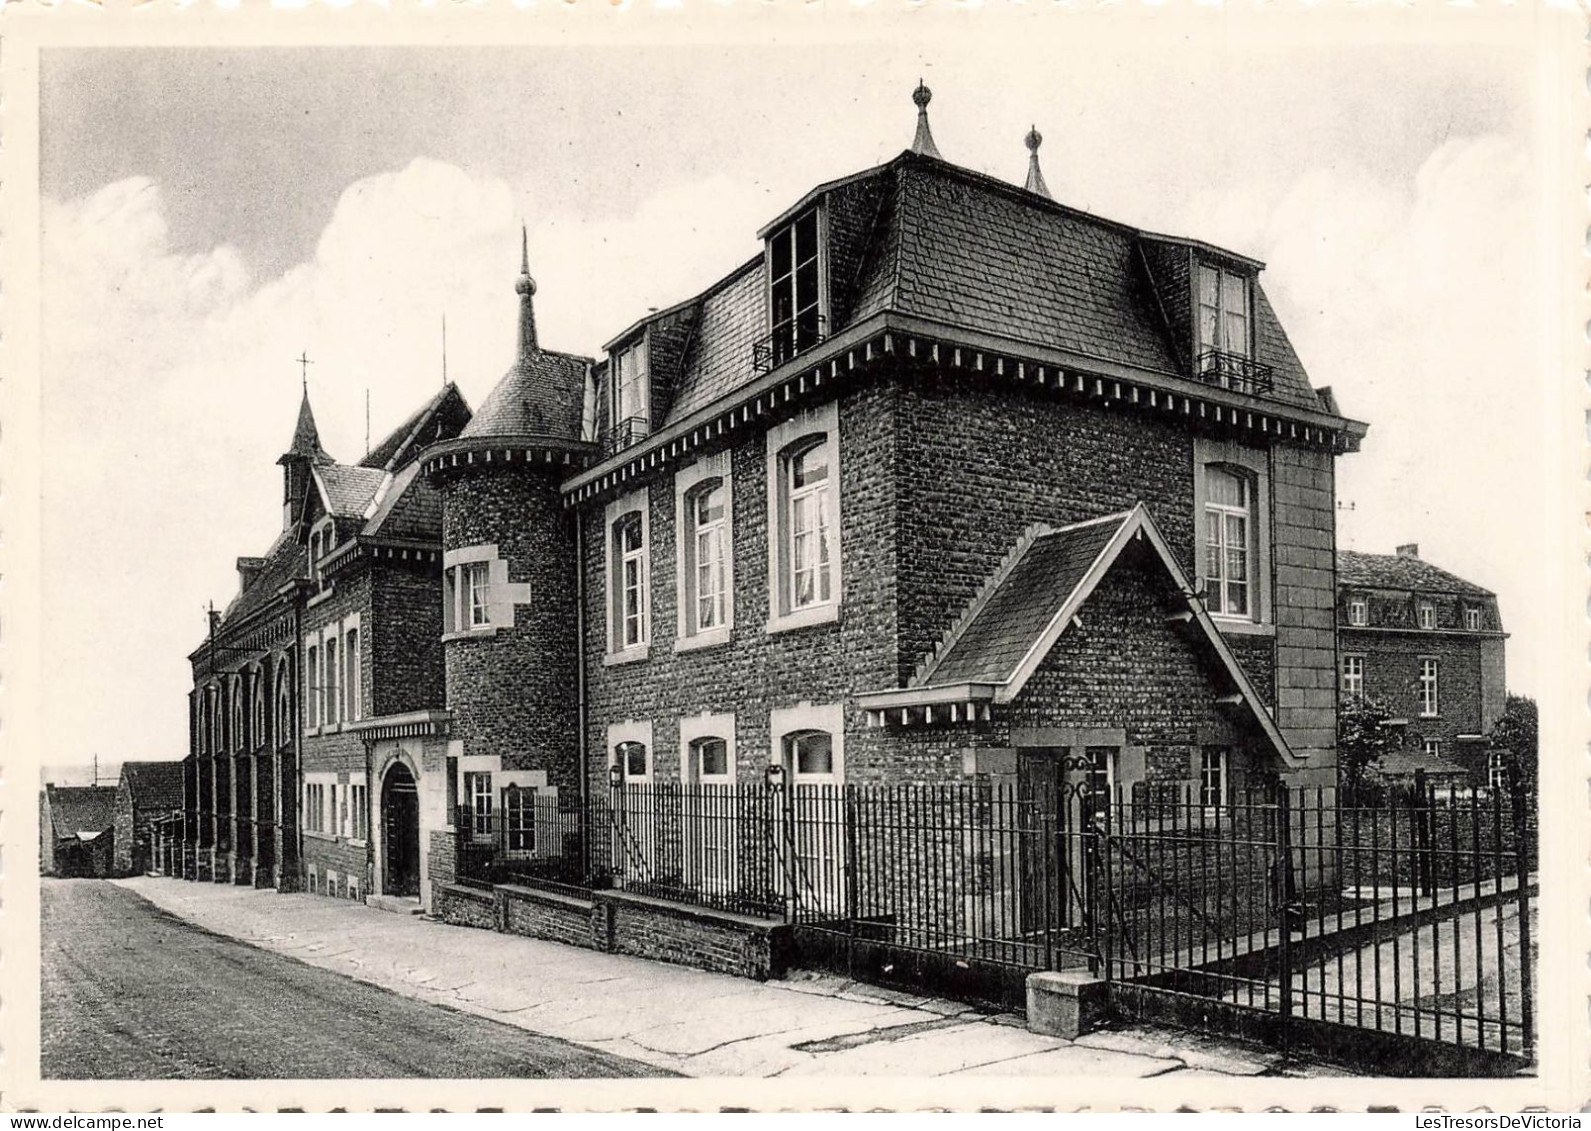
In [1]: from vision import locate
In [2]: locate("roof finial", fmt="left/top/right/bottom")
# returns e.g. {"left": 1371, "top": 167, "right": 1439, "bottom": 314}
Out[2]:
{"left": 515, "top": 223, "right": 538, "bottom": 357}
{"left": 1023, "top": 125, "right": 1052, "bottom": 199}
{"left": 910, "top": 79, "right": 943, "bottom": 161}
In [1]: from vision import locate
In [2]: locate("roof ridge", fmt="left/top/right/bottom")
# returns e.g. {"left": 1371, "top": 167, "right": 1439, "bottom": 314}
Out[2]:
{"left": 913, "top": 522, "right": 1053, "bottom": 687}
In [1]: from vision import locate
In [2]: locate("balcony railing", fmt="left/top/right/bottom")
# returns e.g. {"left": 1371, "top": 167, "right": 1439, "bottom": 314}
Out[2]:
{"left": 603, "top": 415, "right": 649, "bottom": 456}
{"left": 752, "top": 315, "right": 828, "bottom": 374}
{"left": 1195, "top": 348, "right": 1276, "bottom": 397}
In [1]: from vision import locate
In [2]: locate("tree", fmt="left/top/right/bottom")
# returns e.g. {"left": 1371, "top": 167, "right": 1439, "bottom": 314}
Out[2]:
{"left": 1338, "top": 693, "right": 1396, "bottom": 803}
{"left": 1489, "top": 693, "right": 1537, "bottom": 798}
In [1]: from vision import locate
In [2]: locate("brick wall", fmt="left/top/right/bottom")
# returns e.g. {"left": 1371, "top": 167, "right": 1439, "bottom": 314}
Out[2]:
{"left": 579, "top": 381, "right": 900, "bottom": 789}
{"left": 443, "top": 465, "right": 582, "bottom": 796}
{"left": 112, "top": 776, "right": 137, "bottom": 875}
{"left": 1339, "top": 628, "right": 1489, "bottom": 749}
{"left": 372, "top": 564, "right": 447, "bottom": 717}
{"left": 299, "top": 725, "right": 369, "bottom": 893}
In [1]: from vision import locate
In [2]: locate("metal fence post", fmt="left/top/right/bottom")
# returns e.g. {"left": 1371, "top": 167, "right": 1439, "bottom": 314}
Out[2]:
{"left": 1274, "top": 779, "right": 1295, "bottom": 1053}
{"left": 1510, "top": 769, "right": 1535, "bottom": 1057}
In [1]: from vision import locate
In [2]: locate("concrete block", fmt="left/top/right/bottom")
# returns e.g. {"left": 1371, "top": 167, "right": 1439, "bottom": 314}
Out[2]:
{"left": 1026, "top": 970, "right": 1108, "bottom": 1040}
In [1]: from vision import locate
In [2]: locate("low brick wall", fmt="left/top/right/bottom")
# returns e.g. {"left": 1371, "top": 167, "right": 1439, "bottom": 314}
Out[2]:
{"left": 605, "top": 890, "right": 790, "bottom": 981}
{"left": 433, "top": 878, "right": 792, "bottom": 981}
{"left": 499, "top": 884, "right": 602, "bottom": 951}
{"left": 434, "top": 883, "right": 497, "bottom": 931}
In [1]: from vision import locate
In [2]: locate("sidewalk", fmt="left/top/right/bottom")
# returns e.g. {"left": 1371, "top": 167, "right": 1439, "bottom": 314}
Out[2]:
{"left": 117, "top": 876, "right": 1333, "bottom": 1078}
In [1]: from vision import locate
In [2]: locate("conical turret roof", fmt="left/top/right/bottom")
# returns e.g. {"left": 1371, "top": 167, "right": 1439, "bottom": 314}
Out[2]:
{"left": 281, "top": 390, "right": 332, "bottom": 465}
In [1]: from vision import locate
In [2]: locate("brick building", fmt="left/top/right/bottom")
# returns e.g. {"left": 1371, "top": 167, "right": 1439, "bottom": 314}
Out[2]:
{"left": 178, "top": 89, "right": 1370, "bottom": 939}
{"left": 1336, "top": 544, "right": 1506, "bottom": 787}
{"left": 111, "top": 761, "right": 185, "bottom": 875}
{"left": 414, "top": 88, "right": 1367, "bottom": 928}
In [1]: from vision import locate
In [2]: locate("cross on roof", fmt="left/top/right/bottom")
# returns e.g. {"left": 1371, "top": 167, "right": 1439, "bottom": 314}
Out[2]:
{"left": 297, "top": 351, "right": 313, "bottom": 390}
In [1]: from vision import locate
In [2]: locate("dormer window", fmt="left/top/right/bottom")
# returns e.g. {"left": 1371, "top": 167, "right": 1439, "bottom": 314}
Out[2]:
{"left": 759, "top": 209, "right": 825, "bottom": 371}
{"left": 1347, "top": 597, "right": 1368, "bottom": 627}
{"left": 1196, "top": 263, "right": 1271, "bottom": 395}
{"left": 607, "top": 337, "right": 649, "bottom": 453}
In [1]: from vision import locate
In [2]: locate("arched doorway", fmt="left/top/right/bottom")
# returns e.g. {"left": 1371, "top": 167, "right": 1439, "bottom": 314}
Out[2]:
{"left": 382, "top": 762, "right": 421, "bottom": 897}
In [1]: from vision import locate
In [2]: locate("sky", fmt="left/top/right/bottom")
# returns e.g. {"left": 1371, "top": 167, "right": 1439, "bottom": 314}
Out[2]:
{"left": 38, "top": 26, "right": 1559, "bottom": 767}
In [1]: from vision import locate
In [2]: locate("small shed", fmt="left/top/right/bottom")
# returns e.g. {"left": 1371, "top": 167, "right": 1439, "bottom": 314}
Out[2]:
{"left": 113, "top": 761, "right": 187, "bottom": 875}
{"left": 41, "top": 785, "right": 117, "bottom": 877}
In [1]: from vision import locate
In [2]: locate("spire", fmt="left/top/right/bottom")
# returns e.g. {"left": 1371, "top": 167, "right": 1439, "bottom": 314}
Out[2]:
{"left": 1023, "top": 125, "right": 1052, "bottom": 200}
{"left": 283, "top": 386, "right": 329, "bottom": 464}
{"left": 515, "top": 223, "right": 538, "bottom": 358}
{"left": 910, "top": 79, "right": 942, "bottom": 160}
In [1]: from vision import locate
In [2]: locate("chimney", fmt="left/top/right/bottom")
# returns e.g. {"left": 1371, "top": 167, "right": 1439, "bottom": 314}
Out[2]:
{"left": 1396, "top": 543, "right": 1419, "bottom": 559}
{"left": 237, "top": 556, "right": 267, "bottom": 592}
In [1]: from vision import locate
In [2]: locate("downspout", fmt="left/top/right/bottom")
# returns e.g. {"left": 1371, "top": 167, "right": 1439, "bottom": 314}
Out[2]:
{"left": 575, "top": 507, "right": 588, "bottom": 813}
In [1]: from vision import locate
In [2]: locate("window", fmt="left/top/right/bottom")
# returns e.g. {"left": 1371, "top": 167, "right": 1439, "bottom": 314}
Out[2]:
{"left": 231, "top": 681, "right": 244, "bottom": 751}
{"left": 465, "top": 772, "right": 493, "bottom": 839}
{"left": 767, "top": 408, "right": 841, "bottom": 631}
{"left": 1465, "top": 607, "right": 1482, "bottom": 632}
{"left": 767, "top": 209, "right": 823, "bottom": 366}
{"left": 503, "top": 785, "right": 535, "bottom": 853}
{"left": 305, "top": 645, "right": 319, "bottom": 728}
{"left": 780, "top": 723, "right": 842, "bottom": 910}
{"left": 1199, "top": 747, "right": 1228, "bottom": 809}
{"left": 324, "top": 637, "right": 339, "bottom": 725}
{"left": 615, "top": 741, "right": 649, "bottom": 781}
{"left": 332, "top": 783, "right": 345, "bottom": 838}
{"left": 687, "top": 482, "right": 728, "bottom": 634}
{"left": 304, "top": 782, "right": 326, "bottom": 834}
{"left": 1341, "top": 655, "right": 1365, "bottom": 698}
{"left": 1083, "top": 746, "right": 1116, "bottom": 819}
{"left": 1203, "top": 466, "right": 1251, "bottom": 618}
{"left": 609, "top": 511, "right": 650, "bottom": 652}
{"left": 251, "top": 676, "right": 266, "bottom": 750}
{"left": 693, "top": 737, "right": 730, "bottom": 780}
{"left": 1488, "top": 751, "right": 1510, "bottom": 792}
{"left": 1197, "top": 263, "right": 1250, "bottom": 359}
{"left": 1417, "top": 602, "right": 1435, "bottom": 630}
{"left": 1423, "top": 738, "right": 1442, "bottom": 760}
{"left": 461, "top": 561, "right": 489, "bottom": 629}
{"left": 787, "top": 730, "right": 833, "bottom": 777}
{"left": 1418, "top": 659, "right": 1439, "bottom": 717}
{"left": 344, "top": 627, "right": 360, "bottom": 722}
{"left": 682, "top": 714, "right": 737, "bottom": 894}
{"left": 788, "top": 442, "right": 833, "bottom": 611}
{"left": 277, "top": 665, "right": 292, "bottom": 745}
{"left": 349, "top": 782, "right": 368, "bottom": 842}
{"left": 611, "top": 338, "right": 650, "bottom": 439}
{"left": 1348, "top": 597, "right": 1368, "bottom": 627}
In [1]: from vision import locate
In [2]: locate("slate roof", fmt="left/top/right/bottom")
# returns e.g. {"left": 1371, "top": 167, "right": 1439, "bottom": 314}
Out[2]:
{"left": 1338, "top": 551, "right": 1493, "bottom": 598}
{"left": 120, "top": 761, "right": 185, "bottom": 814}
{"left": 462, "top": 349, "right": 591, "bottom": 441}
{"left": 46, "top": 785, "right": 116, "bottom": 837}
{"left": 220, "top": 531, "right": 306, "bottom": 626}
{"left": 361, "top": 384, "right": 471, "bottom": 473}
{"left": 646, "top": 152, "right": 1330, "bottom": 432}
{"left": 927, "top": 517, "right": 1121, "bottom": 686}
{"left": 316, "top": 465, "right": 387, "bottom": 519}
{"left": 362, "top": 461, "right": 442, "bottom": 541}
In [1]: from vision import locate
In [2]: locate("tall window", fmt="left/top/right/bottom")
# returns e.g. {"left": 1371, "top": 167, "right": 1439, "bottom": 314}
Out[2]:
{"left": 231, "top": 681, "right": 245, "bottom": 751}
{"left": 344, "top": 628, "right": 360, "bottom": 722}
{"left": 1199, "top": 747, "right": 1228, "bottom": 809}
{"left": 277, "top": 666, "right": 292, "bottom": 745}
{"left": 612, "top": 338, "right": 650, "bottom": 436}
{"left": 305, "top": 645, "right": 319, "bottom": 728}
{"left": 349, "top": 782, "right": 368, "bottom": 841}
{"left": 1203, "top": 466, "right": 1251, "bottom": 618}
{"left": 1348, "top": 597, "right": 1368, "bottom": 627}
{"left": 689, "top": 736, "right": 734, "bottom": 893}
{"left": 465, "top": 561, "right": 491, "bottom": 629}
{"left": 324, "top": 637, "right": 339, "bottom": 725}
{"left": 1198, "top": 264, "right": 1250, "bottom": 359}
{"left": 615, "top": 514, "right": 648, "bottom": 650}
{"left": 768, "top": 210, "right": 822, "bottom": 366}
{"left": 1465, "top": 607, "right": 1482, "bottom": 632}
{"left": 1488, "top": 751, "right": 1510, "bottom": 792}
{"left": 1422, "top": 738, "right": 1442, "bottom": 760}
{"left": 782, "top": 727, "right": 840, "bottom": 909}
{"left": 688, "top": 482, "right": 728, "bottom": 633}
{"left": 1417, "top": 601, "right": 1435, "bottom": 630}
{"left": 787, "top": 440, "right": 833, "bottom": 612}
{"left": 503, "top": 785, "right": 535, "bottom": 853}
{"left": 465, "top": 772, "right": 493, "bottom": 839}
{"left": 304, "top": 783, "right": 326, "bottom": 834}
{"left": 1418, "top": 659, "right": 1440, "bottom": 717}
{"left": 252, "top": 677, "right": 266, "bottom": 750}
{"left": 1083, "top": 746, "right": 1116, "bottom": 819}
{"left": 1340, "top": 655, "right": 1365, "bottom": 698}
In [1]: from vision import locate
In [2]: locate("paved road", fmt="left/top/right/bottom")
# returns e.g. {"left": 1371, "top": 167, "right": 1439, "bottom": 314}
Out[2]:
{"left": 41, "top": 879, "right": 674, "bottom": 1080}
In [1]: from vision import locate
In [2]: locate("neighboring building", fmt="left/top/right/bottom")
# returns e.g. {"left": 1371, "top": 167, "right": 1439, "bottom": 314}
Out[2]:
{"left": 1337, "top": 544, "right": 1507, "bottom": 787}
{"left": 40, "top": 784, "right": 116, "bottom": 878}
{"left": 416, "top": 86, "right": 1366, "bottom": 912}
{"left": 112, "top": 761, "right": 186, "bottom": 875}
